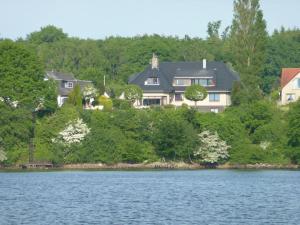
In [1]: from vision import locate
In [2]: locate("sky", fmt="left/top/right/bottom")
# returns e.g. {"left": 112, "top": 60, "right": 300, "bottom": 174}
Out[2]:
{"left": 1, "top": 0, "right": 299, "bottom": 40}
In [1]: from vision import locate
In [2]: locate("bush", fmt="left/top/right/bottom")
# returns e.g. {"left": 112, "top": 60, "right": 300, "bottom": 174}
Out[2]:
{"left": 98, "top": 95, "right": 113, "bottom": 111}
{"left": 112, "top": 99, "right": 131, "bottom": 110}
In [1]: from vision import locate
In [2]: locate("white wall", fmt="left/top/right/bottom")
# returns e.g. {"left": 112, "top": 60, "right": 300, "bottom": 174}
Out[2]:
{"left": 281, "top": 72, "right": 300, "bottom": 105}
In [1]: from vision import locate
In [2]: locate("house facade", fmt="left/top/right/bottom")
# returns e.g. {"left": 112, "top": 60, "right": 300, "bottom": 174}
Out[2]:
{"left": 128, "top": 54, "right": 239, "bottom": 112}
{"left": 280, "top": 68, "right": 300, "bottom": 105}
{"left": 45, "top": 71, "right": 92, "bottom": 107}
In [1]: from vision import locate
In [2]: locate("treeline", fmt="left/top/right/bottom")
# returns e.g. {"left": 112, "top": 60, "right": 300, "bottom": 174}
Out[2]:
{"left": 2, "top": 100, "right": 298, "bottom": 166}
{"left": 16, "top": 24, "right": 300, "bottom": 94}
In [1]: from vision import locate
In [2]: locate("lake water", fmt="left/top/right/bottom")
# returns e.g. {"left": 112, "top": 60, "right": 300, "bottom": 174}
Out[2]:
{"left": 1, "top": 170, "right": 300, "bottom": 225}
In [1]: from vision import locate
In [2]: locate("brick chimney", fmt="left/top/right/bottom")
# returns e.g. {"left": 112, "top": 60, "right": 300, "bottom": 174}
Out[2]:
{"left": 151, "top": 53, "right": 159, "bottom": 69}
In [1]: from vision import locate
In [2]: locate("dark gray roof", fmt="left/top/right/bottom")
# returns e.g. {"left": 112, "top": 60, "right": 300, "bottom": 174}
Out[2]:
{"left": 45, "top": 71, "right": 92, "bottom": 96}
{"left": 128, "top": 61, "right": 240, "bottom": 93}
{"left": 59, "top": 80, "right": 92, "bottom": 96}
{"left": 46, "top": 71, "right": 76, "bottom": 81}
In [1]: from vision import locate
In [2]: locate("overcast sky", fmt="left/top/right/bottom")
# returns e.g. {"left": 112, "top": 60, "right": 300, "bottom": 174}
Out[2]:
{"left": 1, "top": 0, "right": 299, "bottom": 40}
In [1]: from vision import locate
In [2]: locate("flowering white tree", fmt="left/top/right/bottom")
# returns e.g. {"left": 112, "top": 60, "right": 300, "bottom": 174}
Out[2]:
{"left": 83, "top": 85, "right": 98, "bottom": 106}
{"left": 52, "top": 118, "right": 90, "bottom": 146}
{"left": 0, "top": 148, "right": 7, "bottom": 162}
{"left": 194, "top": 130, "right": 230, "bottom": 164}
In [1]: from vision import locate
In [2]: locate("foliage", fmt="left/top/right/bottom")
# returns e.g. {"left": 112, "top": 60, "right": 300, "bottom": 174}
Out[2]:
{"left": 0, "top": 148, "right": 7, "bottom": 162}
{"left": 27, "top": 25, "right": 68, "bottom": 44}
{"left": 194, "top": 131, "right": 230, "bottom": 164}
{"left": 82, "top": 84, "right": 98, "bottom": 102}
{"left": 230, "top": 0, "right": 267, "bottom": 100}
{"left": 184, "top": 85, "right": 208, "bottom": 106}
{"left": 52, "top": 118, "right": 90, "bottom": 146}
{"left": 124, "top": 84, "right": 143, "bottom": 104}
{"left": 98, "top": 95, "right": 113, "bottom": 111}
{"left": 67, "top": 84, "right": 82, "bottom": 108}
{"left": 0, "top": 40, "right": 56, "bottom": 108}
{"left": 152, "top": 109, "right": 198, "bottom": 161}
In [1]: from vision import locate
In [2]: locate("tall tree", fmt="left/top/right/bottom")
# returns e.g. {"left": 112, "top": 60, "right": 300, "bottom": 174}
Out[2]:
{"left": 27, "top": 25, "right": 67, "bottom": 44}
{"left": 230, "top": 0, "right": 267, "bottom": 99}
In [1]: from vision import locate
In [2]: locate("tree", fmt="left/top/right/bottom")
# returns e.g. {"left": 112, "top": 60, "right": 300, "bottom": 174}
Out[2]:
{"left": 52, "top": 118, "right": 90, "bottom": 160}
{"left": 0, "top": 40, "right": 56, "bottom": 107}
{"left": 194, "top": 131, "right": 230, "bottom": 164}
{"left": 184, "top": 85, "right": 207, "bottom": 106}
{"left": 124, "top": 84, "right": 143, "bottom": 105}
{"left": 83, "top": 84, "right": 98, "bottom": 106}
{"left": 152, "top": 110, "right": 198, "bottom": 161}
{"left": 230, "top": 0, "right": 267, "bottom": 99}
{"left": 27, "top": 25, "right": 67, "bottom": 44}
{"left": 207, "top": 21, "right": 222, "bottom": 39}
{"left": 0, "top": 147, "right": 7, "bottom": 162}
{"left": 287, "top": 100, "right": 300, "bottom": 147}
{"left": 67, "top": 84, "right": 82, "bottom": 108}
{"left": 98, "top": 95, "right": 113, "bottom": 111}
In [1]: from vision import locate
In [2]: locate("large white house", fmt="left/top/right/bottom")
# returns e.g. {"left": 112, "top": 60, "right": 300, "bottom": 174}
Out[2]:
{"left": 128, "top": 54, "right": 240, "bottom": 112}
{"left": 280, "top": 68, "right": 300, "bottom": 105}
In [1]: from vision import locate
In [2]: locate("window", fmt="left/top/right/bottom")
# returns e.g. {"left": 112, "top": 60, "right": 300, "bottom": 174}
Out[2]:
{"left": 175, "top": 93, "right": 183, "bottom": 101}
{"left": 145, "top": 77, "right": 160, "bottom": 85}
{"left": 298, "top": 79, "right": 300, "bottom": 88}
{"left": 143, "top": 99, "right": 161, "bottom": 106}
{"left": 173, "top": 79, "right": 190, "bottom": 86}
{"left": 287, "top": 94, "right": 295, "bottom": 102}
{"left": 209, "top": 93, "right": 220, "bottom": 102}
{"left": 65, "top": 81, "right": 73, "bottom": 88}
{"left": 192, "top": 78, "right": 214, "bottom": 86}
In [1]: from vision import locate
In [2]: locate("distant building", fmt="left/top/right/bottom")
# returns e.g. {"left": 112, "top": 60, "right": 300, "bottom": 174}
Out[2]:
{"left": 128, "top": 54, "right": 240, "bottom": 112}
{"left": 280, "top": 68, "right": 300, "bottom": 105}
{"left": 45, "top": 71, "right": 92, "bottom": 107}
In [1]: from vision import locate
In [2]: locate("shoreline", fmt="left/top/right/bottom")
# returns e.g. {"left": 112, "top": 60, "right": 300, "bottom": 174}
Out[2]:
{"left": 1, "top": 162, "right": 300, "bottom": 171}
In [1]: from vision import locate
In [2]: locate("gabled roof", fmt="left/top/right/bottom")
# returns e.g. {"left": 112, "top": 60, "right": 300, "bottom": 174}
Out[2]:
{"left": 46, "top": 71, "right": 76, "bottom": 81}
{"left": 129, "top": 61, "right": 240, "bottom": 93}
{"left": 281, "top": 68, "right": 300, "bottom": 88}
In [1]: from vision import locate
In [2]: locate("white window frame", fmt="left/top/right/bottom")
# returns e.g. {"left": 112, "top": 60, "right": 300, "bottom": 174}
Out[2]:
{"left": 144, "top": 77, "right": 160, "bottom": 85}
{"left": 173, "top": 79, "right": 190, "bottom": 86}
{"left": 286, "top": 93, "right": 295, "bottom": 102}
{"left": 65, "top": 81, "right": 73, "bottom": 88}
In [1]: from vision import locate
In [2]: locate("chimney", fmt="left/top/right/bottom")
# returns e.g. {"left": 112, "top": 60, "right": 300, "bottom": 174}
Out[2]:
{"left": 151, "top": 53, "right": 159, "bottom": 69}
{"left": 203, "top": 59, "right": 207, "bottom": 69}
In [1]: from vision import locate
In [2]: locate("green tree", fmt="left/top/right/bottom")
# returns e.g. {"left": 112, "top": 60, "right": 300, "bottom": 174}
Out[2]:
{"left": 152, "top": 110, "right": 198, "bottom": 161}
{"left": 287, "top": 101, "right": 300, "bottom": 147}
{"left": 0, "top": 40, "right": 56, "bottom": 107}
{"left": 27, "top": 25, "right": 67, "bottom": 44}
{"left": 184, "top": 85, "right": 207, "bottom": 106}
{"left": 124, "top": 84, "right": 143, "bottom": 105}
{"left": 207, "top": 21, "right": 222, "bottom": 39}
{"left": 230, "top": 0, "right": 267, "bottom": 99}
{"left": 67, "top": 84, "right": 83, "bottom": 108}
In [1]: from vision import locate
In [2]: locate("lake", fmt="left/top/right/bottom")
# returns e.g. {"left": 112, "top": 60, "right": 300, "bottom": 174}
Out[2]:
{"left": 1, "top": 170, "right": 300, "bottom": 225}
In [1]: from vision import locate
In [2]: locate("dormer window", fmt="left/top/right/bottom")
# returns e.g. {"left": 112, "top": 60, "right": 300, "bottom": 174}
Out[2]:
{"left": 192, "top": 78, "right": 215, "bottom": 86}
{"left": 145, "top": 77, "right": 160, "bottom": 85}
{"left": 65, "top": 81, "right": 73, "bottom": 88}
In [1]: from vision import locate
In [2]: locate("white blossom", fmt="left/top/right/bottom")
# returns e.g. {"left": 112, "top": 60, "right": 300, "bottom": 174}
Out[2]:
{"left": 194, "top": 130, "right": 230, "bottom": 164}
{"left": 52, "top": 118, "right": 90, "bottom": 145}
{"left": 83, "top": 85, "right": 98, "bottom": 101}
{"left": 260, "top": 141, "right": 270, "bottom": 150}
{"left": 0, "top": 149, "right": 7, "bottom": 162}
